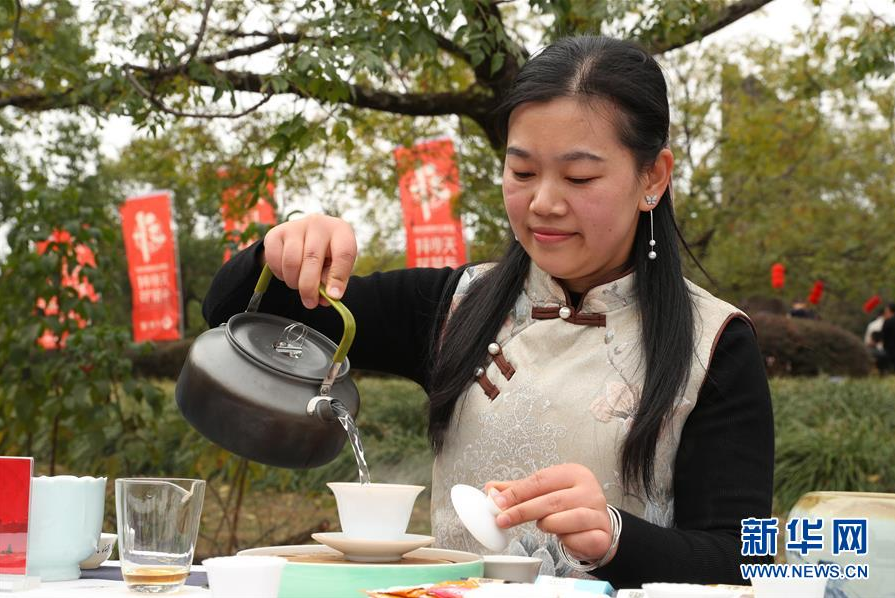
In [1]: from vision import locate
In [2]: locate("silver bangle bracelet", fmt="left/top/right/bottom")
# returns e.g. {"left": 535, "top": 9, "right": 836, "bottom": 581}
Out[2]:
{"left": 557, "top": 505, "right": 622, "bottom": 572}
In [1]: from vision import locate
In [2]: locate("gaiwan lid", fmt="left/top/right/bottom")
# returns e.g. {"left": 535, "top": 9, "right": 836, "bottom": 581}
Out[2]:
{"left": 450, "top": 484, "right": 510, "bottom": 553}
{"left": 226, "top": 312, "right": 349, "bottom": 382}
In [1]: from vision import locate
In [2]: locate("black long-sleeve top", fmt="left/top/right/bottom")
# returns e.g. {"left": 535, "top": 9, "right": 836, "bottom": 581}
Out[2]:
{"left": 203, "top": 241, "right": 774, "bottom": 589}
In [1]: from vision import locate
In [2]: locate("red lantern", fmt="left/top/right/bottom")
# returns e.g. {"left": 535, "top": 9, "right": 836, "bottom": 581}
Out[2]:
{"left": 864, "top": 294, "right": 881, "bottom": 314}
{"left": 770, "top": 263, "right": 785, "bottom": 289}
{"left": 807, "top": 280, "right": 824, "bottom": 305}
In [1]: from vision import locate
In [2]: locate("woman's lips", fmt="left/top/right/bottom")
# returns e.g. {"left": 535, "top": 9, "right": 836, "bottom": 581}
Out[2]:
{"left": 531, "top": 229, "right": 575, "bottom": 243}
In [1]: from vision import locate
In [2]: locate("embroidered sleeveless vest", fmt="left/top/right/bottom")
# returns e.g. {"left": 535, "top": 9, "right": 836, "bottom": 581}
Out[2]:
{"left": 430, "top": 261, "right": 746, "bottom": 565}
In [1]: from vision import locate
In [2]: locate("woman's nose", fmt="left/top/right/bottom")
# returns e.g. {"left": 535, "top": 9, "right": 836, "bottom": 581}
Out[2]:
{"left": 529, "top": 181, "right": 567, "bottom": 216}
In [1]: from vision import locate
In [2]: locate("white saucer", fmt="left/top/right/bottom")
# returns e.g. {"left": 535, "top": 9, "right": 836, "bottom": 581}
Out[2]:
{"left": 311, "top": 532, "right": 435, "bottom": 563}
{"left": 450, "top": 484, "right": 509, "bottom": 552}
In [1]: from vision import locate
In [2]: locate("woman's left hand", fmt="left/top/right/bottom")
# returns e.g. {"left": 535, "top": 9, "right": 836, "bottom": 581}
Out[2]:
{"left": 485, "top": 463, "right": 617, "bottom": 564}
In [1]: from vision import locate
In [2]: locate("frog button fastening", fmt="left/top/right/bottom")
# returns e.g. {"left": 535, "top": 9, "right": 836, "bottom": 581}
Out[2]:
{"left": 487, "top": 342, "right": 516, "bottom": 381}
{"left": 474, "top": 366, "right": 499, "bottom": 401}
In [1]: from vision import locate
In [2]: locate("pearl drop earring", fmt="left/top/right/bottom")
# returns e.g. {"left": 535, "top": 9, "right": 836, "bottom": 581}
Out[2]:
{"left": 645, "top": 195, "right": 658, "bottom": 260}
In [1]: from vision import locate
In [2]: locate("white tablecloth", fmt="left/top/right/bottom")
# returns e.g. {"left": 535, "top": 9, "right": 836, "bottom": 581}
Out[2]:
{"left": 2, "top": 562, "right": 210, "bottom": 597}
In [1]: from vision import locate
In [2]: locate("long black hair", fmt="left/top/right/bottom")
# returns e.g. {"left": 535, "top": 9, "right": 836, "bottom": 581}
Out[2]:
{"left": 427, "top": 36, "right": 694, "bottom": 498}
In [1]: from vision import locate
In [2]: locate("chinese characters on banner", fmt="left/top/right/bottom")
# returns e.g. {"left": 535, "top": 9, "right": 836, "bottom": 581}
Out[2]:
{"left": 394, "top": 139, "right": 467, "bottom": 268}
{"left": 120, "top": 192, "right": 182, "bottom": 342}
{"left": 219, "top": 168, "right": 277, "bottom": 262}
{"left": 34, "top": 230, "right": 99, "bottom": 350}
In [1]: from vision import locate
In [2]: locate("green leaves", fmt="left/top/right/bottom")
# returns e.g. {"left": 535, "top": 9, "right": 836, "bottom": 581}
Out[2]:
{"left": 0, "top": 0, "right": 16, "bottom": 17}
{"left": 0, "top": 119, "right": 165, "bottom": 475}
{"left": 489, "top": 51, "right": 505, "bottom": 76}
{"left": 668, "top": 38, "right": 895, "bottom": 331}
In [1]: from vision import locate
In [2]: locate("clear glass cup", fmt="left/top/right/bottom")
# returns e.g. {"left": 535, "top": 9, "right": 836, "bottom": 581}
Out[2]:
{"left": 115, "top": 478, "right": 206, "bottom": 594}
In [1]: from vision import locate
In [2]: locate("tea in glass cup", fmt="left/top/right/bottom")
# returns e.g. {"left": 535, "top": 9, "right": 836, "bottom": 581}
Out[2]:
{"left": 115, "top": 478, "right": 205, "bottom": 594}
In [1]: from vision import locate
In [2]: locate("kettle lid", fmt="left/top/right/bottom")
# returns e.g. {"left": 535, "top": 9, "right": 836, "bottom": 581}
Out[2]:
{"left": 226, "top": 312, "right": 349, "bottom": 381}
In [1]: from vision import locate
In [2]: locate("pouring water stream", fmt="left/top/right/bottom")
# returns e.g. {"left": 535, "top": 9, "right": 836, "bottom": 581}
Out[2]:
{"left": 331, "top": 399, "right": 372, "bottom": 485}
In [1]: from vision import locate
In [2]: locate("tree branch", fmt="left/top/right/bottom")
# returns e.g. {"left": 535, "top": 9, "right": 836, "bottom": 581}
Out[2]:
{"left": 219, "top": 29, "right": 275, "bottom": 38}
{"left": 123, "top": 66, "right": 273, "bottom": 118}
{"left": 130, "top": 32, "right": 307, "bottom": 79}
{"left": 199, "top": 32, "right": 307, "bottom": 66}
{"left": 0, "top": 63, "right": 492, "bottom": 122}
{"left": 174, "top": 0, "right": 214, "bottom": 65}
{"left": 215, "top": 26, "right": 468, "bottom": 69}
{"left": 648, "top": 0, "right": 775, "bottom": 54}
{"left": 0, "top": 88, "right": 85, "bottom": 110}
{"left": 2, "top": 0, "right": 22, "bottom": 57}
{"left": 431, "top": 30, "right": 474, "bottom": 64}
{"left": 215, "top": 68, "right": 491, "bottom": 118}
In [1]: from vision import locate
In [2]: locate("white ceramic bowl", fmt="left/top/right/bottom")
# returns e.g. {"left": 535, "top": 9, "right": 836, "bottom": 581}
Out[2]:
{"left": 27, "top": 475, "right": 107, "bottom": 581}
{"left": 79, "top": 533, "right": 118, "bottom": 569}
{"left": 203, "top": 555, "right": 287, "bottom": 598}
{"left": 749, "top": 575, "right": 827, "bottom": 598}
{"left": 327, "top": 482, "right": 424, "bottom": 540}
{"left": 482, "top": 555, "right": 542, "bottom": 583}
{"left": 642, "top": 583, "right": 739, "bottom": 598}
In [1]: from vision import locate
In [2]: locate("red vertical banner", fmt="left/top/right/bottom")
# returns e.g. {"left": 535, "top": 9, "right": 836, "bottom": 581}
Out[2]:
{"left": 219, "top": 168, "right": 277, "bottom": 262}
{"left": 394, "top": 138, "right": 467, "bottom": 268}
{"left": 120, "top": 192, "right": 182, "bottom": 342}
{"left": 34, "top": 230, "right": 99, "bottom": 350}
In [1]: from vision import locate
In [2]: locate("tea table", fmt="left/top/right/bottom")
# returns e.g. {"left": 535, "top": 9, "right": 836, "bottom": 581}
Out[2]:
{"left": 1, "top": 561, "right": 210, "bottom": 596}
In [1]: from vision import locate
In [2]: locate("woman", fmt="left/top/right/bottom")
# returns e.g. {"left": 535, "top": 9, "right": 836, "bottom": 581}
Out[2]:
{"left": 203, "top": 35, "right": 774, "bottom": 588}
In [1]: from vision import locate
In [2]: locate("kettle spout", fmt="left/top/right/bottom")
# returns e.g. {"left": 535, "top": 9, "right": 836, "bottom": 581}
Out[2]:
{"left": 307, "top": 396, "right": 336, "bottom": 422}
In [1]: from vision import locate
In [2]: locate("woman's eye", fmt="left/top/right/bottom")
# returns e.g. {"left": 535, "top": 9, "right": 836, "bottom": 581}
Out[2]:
{"left": 513, "top": 171, "right": 535, "bottom": 180}
{"left": 567, "top": 177, "right": 596, "bottom": 185}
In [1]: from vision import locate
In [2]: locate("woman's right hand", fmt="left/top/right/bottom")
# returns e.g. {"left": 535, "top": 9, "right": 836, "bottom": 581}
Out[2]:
{"left": 262, "top": 214, "right": 358, "bottom": 309}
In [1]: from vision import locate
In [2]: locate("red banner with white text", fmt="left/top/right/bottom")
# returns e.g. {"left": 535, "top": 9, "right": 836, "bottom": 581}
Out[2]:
{"left": 219, "top": 168, "right": 277, "bottom": 262}
{"left": 120, "top": 192, "right": 182, "bottom": 342}
{"left": 394, "top": 139, "right": 466, "bottom": 268}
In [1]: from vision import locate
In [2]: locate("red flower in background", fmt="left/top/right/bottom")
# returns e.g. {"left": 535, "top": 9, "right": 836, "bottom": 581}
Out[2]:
{"left": 34, "top": 230, "right": 99, "bottom": 350}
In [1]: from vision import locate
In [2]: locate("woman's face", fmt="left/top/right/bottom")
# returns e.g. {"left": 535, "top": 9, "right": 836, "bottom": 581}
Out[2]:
{"left": 502, "top": 96, "right": 671, "bottom": 292}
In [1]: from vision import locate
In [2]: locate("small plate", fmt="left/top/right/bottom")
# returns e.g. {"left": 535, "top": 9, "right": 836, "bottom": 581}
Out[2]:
{"left": 311, "top": 532, "right": 435, "bottom": 563}
{"left": 450, "top": 484, "right": 509, "bottom": 552}
{"left": 79, "top": 533, "right": 118, "bottom": 570}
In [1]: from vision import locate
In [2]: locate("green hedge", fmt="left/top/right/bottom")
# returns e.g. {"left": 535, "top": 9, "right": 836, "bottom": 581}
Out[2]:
{"left": 771, "top": 376, "right": 895, "bottom": 513}
{"left": 752, "top": 313, "right": 872, "bottom": 377}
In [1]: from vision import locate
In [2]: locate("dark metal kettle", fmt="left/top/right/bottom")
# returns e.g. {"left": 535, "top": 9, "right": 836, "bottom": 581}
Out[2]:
{"left": 175, "top": 264, "right": 359, "bottom": 468}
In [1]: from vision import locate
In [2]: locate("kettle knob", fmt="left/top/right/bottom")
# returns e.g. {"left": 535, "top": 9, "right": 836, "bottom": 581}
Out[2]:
{"left": 307, "top": 396, "right": 336, "bottom": 422}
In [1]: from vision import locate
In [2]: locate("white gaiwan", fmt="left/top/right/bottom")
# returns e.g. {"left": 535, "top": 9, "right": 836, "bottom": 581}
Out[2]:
{"left": 450, "top": 484, "right": 510, "bottom": 553}
{"left": 314, "top": 482, "right": 433, "bottom": 562}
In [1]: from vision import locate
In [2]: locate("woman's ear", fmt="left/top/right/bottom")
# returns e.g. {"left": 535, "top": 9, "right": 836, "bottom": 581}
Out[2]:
{"left": 640, "top": 148, "right": 674, "bottom": 211}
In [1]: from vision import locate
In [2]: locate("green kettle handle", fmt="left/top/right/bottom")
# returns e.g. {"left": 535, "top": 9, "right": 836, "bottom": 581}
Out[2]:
{"left": 250, "top": 263, "right": 356, "bottom": 366}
